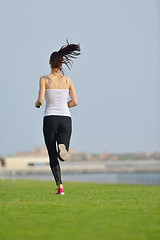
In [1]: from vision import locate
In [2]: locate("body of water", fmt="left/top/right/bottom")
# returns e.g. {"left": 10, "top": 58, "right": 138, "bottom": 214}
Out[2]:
{"left": 1, "top": 172, "right": 160, "bottom": 185}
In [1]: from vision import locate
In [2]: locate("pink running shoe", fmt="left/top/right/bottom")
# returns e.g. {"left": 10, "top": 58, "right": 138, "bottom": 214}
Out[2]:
{"left": 58, "top": 144, "right": 69, "bottom": 161}
{"left": 56, "top": 188, "right": 65, "bottom": 195}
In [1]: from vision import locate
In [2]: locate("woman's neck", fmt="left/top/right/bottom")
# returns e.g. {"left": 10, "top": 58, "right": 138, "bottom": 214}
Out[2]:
{"left": 51, "top": 68, "right": 61, "bottom": 75}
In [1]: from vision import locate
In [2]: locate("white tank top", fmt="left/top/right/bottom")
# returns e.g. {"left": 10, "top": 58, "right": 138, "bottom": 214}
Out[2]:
{"left": 44, "top": 75, "right": 71, "bottom": 118}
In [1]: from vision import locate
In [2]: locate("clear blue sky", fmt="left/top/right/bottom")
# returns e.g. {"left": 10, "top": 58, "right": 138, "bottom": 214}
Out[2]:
{"left": 0, "top": 0, "right": 159, "bottom": 157}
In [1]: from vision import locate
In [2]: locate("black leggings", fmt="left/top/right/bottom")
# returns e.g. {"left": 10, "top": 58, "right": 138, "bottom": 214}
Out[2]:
{"left": 43, "top": 115, "right": 72, "bottom": 185}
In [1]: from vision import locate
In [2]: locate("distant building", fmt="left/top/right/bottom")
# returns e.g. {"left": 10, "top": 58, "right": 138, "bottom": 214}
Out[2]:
{"left": 3, "top": 156, "right": 49, "bottom": 171}
{"left": 104, "top": 150, "right": 109, "bottom": 159}
{"left": 15, "top": 146, "right": 48, "bottom": 157}
{"left": 14, "top": 146, "right": 77, "bottom": 158}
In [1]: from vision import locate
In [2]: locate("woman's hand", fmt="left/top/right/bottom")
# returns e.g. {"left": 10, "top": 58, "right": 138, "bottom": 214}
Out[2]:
{"left": 35, "top": 100, "right": 42, "bottom": 108}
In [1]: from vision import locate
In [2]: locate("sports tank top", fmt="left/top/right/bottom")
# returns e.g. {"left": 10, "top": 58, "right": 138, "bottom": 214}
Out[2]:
{"left": 44, "top": 75, "right": 71, "bottom": 118}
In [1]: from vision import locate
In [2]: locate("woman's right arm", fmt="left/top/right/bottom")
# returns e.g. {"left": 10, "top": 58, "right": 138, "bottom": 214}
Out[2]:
{"left": 35, "top": 76, "right": 46, "bottom": 108}
{"left": 68, "top": 78, "right": 78, "bottom": 108}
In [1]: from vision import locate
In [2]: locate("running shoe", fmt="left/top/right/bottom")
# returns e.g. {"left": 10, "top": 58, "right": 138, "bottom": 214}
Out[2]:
{"left": 58, "top": 144, "right": 69, "bottom": 161}
{"left": 56, "top": 187, "right": 65, "bottom": 195}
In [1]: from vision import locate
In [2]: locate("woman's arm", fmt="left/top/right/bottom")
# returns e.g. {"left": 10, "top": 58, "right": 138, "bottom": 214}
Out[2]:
{"left": 35, "top": 76, "right": 46, "bottom": 108}
{"left": 68, "top": 78, "right": 78, "bottom": 108}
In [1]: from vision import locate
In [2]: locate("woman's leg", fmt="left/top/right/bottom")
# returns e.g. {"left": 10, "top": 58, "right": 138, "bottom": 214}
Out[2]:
{"left": 56, "top": 116, "right": 72, "bottom": 151}
{"left": 43, "top": 116, "right": 62, "bottom": 186}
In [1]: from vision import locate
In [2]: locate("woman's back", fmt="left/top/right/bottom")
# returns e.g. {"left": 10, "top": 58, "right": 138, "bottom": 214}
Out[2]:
{"left": 44, "top": 74, "right": 71, "bottom": 117}
{"left": 45, "top": 73, "right": 70, "bottom": 90}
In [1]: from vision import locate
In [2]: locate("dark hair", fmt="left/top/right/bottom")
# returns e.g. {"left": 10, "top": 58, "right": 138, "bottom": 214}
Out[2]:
{"left": 50, "top": 39, "right": 81, "bottom": 74}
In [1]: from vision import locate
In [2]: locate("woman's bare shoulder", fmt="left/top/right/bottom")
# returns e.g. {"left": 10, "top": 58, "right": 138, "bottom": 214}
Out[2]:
{"left": 39, "top": 76, "right": 47, "bottom": 87}
{"left": 65, "top": 76, "right": 73, "bottom": 83}
{"left": 41, "top": 76, "right": 47, "bottom": 83}
{"left": 40, "top": 75, "right": 47, "bottom": 80}
{"left": 65, "top": 76, "right": 73, "bottom": 88}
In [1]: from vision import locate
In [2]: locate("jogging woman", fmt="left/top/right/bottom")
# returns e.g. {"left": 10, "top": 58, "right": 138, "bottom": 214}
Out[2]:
{"left": 35, "top": 40, "right": 81, "bottom": 195}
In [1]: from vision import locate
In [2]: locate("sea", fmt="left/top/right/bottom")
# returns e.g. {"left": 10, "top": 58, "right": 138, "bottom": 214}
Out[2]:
{"left": 1, "top": 172, "right": 160, "bottom": 185}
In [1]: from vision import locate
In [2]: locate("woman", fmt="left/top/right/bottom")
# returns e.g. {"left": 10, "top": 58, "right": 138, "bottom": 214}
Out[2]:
{"left": 35, "top": 40, "right": 81, "bottom": 195}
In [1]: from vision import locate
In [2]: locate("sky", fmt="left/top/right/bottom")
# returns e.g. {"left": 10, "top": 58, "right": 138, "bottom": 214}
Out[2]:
{"left": 0, "top": 0, "right": 160, "bottom": 157}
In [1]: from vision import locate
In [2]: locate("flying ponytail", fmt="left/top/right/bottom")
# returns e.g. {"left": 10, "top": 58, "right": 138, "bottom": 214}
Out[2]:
{"left": 50, "top": 39, "right": 81, "bottom": 74}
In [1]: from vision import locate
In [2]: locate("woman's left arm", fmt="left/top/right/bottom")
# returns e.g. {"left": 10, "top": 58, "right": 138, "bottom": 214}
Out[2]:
{"left": 35, "top": 76, "right": 46, "bottom": 108}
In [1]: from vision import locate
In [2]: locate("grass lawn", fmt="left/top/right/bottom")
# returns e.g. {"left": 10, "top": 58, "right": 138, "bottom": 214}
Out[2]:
{"left": 0, "top": 179, "right": 160, "bottom": 240}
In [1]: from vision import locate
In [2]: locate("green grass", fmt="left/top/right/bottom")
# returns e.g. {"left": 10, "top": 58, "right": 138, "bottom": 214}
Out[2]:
{"left": 0, "top": 180, "right": 160, "bottom": 240}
